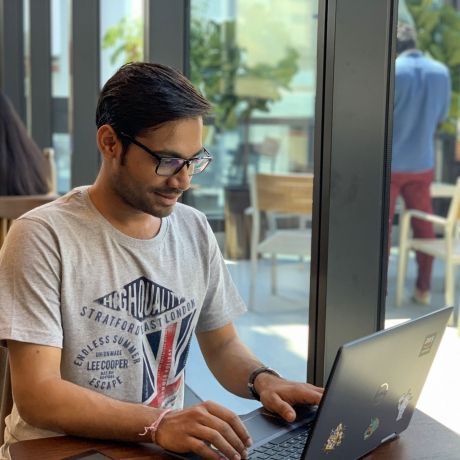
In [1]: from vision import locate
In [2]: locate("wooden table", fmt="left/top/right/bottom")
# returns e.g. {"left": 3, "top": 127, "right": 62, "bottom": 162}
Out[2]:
{"left": 9, "top": 410, "right": 460, "bottom": 460}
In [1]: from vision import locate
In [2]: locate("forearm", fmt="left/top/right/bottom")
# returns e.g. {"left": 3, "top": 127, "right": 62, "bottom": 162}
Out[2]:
{"left": 15, "top": 376, "right": 160, "bottom": 442}
{"left": 200, "top": 334, "right": 264, "bottom": 399}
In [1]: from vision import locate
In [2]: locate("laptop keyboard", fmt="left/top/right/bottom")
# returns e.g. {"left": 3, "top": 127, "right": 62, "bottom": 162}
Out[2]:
{"left": 248, "top": 423, "right": 312, "bottom": 460}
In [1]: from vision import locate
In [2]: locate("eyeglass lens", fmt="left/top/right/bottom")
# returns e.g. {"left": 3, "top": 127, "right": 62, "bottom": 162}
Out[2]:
{"left": 157, "top": 156, "right": 210, "bottom": 176}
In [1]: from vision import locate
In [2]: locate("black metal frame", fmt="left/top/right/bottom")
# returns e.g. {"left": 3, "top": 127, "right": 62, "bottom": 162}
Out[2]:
{"left": 69, "top": 0, "right": 100, "bottom": 187}
{"left": 0, "top": 0, "right": 25, "bottom": 122}
{"left": 28, "top": 0, "right": 52, "bottom": 149}
{"left": 308, "top": 0, "right": 398, "bottom": 385}
{"left": 144, "top": 0, "right": 190, "bottom": 74}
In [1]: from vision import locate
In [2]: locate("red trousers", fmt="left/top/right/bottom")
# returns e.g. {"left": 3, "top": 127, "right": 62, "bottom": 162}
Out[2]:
{"left": 389, "top": 169, "right": 435, "bottom": 292}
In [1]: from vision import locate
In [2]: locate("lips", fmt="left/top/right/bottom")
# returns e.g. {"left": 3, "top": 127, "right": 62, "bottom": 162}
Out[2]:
{"left": 155, "top": 191, "right": 181, "bottom": 206}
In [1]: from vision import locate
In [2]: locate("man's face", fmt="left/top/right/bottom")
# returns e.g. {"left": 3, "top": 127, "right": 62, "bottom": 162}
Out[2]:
{"left": 110, "top": 117, "right": 203, "bottom": 218}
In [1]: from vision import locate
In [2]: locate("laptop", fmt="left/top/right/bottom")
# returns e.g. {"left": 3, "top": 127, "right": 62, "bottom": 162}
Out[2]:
{"left": 174, "top": 306, "right": 452, "bottom": 460}
{"left": 242, "top": 306, "right": 453, "bottom": 459}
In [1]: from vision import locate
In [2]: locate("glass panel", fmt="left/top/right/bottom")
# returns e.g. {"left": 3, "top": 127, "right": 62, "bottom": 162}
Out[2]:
{"left": 100, "top": 0, "right": 144, "bottom": 87}
{"left": 386, "top": 0, "right": 459, "bottom": 433}
{"left": 188, "top": 0, "right": 318, "bottom": 413}
{"left": 48, "top": 0, "right": 145, "bottom": 195}
{"left": 51, "top": 0, "right": 71, "bottom": 193}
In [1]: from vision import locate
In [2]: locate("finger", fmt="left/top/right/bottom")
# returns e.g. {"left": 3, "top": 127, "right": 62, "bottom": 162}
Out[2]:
{"left": 205, "top": 401, "right": 252, "bottom": 448}
{"left": 288, "top": 383, "right": 323, "bottom": 405}
{"left": 294, "top": 389, "right": 323, "bottom": 406}
{"left": 263, "top": 392, "right": 296, "bottom": 422}
{"left": 306, "top": 388, "right": 324, "bottom": 405}
{"left": 189, "top": 413, "right": 248, "bottom": 459}
{"left": 189, "top": 437, "right": 226, "bottom": 460}
{"left": 309, "top": 383, "right": 325, "bottom": 393}
{"left": 196, "top": 425, "right": 248, "bottom": 460}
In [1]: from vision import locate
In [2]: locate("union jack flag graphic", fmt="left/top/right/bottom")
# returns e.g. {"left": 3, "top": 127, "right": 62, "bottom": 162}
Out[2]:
{"left": 142, "top": 309, "right": 196, "bottom": 407}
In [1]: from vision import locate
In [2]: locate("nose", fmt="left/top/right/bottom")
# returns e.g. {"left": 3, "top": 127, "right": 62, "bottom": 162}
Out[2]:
{"left": 166, "top": 163, "right": 192, "bottom": 191}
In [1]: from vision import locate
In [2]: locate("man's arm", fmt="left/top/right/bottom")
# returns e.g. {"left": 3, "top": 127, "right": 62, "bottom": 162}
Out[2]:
{"left": 196, "top": 323, "right": 323, "bottom": 422}
{"left": 8, "top": 340, "right": 252, "bottom": 460}
{"left": 7, "top": 340, "right": 159, "bottom": 441}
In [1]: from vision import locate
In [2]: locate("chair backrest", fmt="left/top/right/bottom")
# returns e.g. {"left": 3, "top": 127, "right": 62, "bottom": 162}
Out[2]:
{"left": 43, "top": 147, "right": 57, "bottom": 196}
{"left": 445, "top": 177, "right": 460, "bottom": 230}
{"left": 0, "top": 147, "right": 58, "bottom": 248}
{"left": 250, "top": 172, "right": 314, "bottom": 215}
{"left": 0, "top": 195, "right": 58, "bottom": 247}
{"left": 0, "top": 346, "right": 12, "bottom": 445}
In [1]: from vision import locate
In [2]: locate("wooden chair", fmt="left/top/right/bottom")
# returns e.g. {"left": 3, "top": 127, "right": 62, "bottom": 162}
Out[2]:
{"left": 396, "top": 177, "right": 460, "bottom": 334}
{"left": 0, "top": 148, "right": 58, "bottom": 247}
{"left": 43, "top": 147, "right": 57, "bottom": 196}
{"left": 247, "top": 173, "right": 313, "bottom": 308}
{"left": 0, "top": 195, "right": 59, "bottom": 247}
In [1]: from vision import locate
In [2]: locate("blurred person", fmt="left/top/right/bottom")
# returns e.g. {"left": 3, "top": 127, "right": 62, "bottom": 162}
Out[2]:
{"left": 0, "top": 62, "right": 323, "bottom": 460}
{"left": 389, "top": 23, "right": 451, "bottom": 305}
{"left": 0, "top": 91, "right": 48, "bottom": 195}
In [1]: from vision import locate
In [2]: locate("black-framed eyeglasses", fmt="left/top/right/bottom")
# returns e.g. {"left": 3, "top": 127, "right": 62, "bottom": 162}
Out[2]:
{"left": 119, "top": 131, "right": 213, "bottom": 177}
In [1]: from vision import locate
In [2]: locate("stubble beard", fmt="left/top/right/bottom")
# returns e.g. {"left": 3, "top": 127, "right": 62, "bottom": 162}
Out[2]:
{"left": 110, "top": 171, "right": 181, "bottom": 218}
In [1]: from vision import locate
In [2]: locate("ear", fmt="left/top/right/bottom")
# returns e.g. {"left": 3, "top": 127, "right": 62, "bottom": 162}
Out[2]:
{"left": 96, "top": 124, "right": 123, "bottom": 160}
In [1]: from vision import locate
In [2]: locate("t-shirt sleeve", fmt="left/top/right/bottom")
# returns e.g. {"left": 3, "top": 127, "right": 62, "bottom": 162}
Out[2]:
{"left": 0, "top": 217, "right": 63, "bottom": 347}
{"left": 195, "top": 221, "right": 247, "bottom": 333}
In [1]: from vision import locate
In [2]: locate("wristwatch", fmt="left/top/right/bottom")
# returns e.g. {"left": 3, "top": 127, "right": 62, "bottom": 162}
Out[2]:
{"left": 248, "top": 366, "right": 282, "bottom": 400}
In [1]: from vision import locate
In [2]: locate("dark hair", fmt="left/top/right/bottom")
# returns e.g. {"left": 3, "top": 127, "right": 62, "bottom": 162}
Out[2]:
{"left": 0, "top": 91, "right": 48, "bottom": 195}
{"left": 96, "top": 62, "right": 211, "bottom": 141}
{"left": 396, "top": 23, "right": 417, "bottom": 55}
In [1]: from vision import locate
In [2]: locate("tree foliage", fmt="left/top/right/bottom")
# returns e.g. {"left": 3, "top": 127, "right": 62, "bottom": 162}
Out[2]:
{"left": 102, "top": 17, "right": 143, "bottom": 65}
{"left": 190, "top": 17, "right": 299, "bottom": 131}
{"left": 102, "top": 16, "right": 299, "bottom": 133}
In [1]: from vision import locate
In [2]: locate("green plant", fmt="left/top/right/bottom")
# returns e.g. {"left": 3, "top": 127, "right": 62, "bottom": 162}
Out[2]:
{"left": 103, "top": 15, "right": 298, "bottom": 133}
{"left": 406, "top": 0, "right": 460, "bottom": 135}
{"left": 189, "top": 18, "right": 299, "bottom": 131}
{"left": 102, "top": 17, "right": 143, "bottom": 65}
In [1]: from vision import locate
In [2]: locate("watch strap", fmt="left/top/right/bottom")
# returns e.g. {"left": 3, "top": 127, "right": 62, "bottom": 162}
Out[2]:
{"left": 247, "top": 366, "right": 282, "bottom": 400}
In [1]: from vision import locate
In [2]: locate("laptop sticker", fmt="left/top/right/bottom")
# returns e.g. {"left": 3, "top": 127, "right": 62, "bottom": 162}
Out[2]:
{"left": 363, "top": 417, "right": 380, "bottom": 440}
{"left": 373, "top": 383, "right": 389, "bottom": 405}
{"left": 323, "top": 422, "right": 345, "bottom": 453}
{"left": 396, "top": 389, "right": 413, "bottom": 421}
{"left": 419, "top": 332, "right": 437, "bottom": 357}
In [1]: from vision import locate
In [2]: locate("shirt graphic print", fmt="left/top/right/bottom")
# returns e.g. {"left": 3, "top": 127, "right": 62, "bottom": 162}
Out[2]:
{"left": 75, "top": 276, "right": 196, "bottom": 408}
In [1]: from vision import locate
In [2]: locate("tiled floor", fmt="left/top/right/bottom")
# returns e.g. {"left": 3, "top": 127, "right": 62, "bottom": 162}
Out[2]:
{"left": 186, "top": 249, "right": 460, "bottom": 435}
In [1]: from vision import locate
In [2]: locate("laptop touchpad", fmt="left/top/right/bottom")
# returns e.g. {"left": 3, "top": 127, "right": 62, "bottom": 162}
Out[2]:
{"left": 240, "top": 405, "right": 317, "bottom": 447}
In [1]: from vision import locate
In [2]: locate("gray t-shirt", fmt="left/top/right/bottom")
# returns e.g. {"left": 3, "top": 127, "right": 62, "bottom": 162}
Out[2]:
{"left": 0, "top": 186, "right": 246, "bottom": 454}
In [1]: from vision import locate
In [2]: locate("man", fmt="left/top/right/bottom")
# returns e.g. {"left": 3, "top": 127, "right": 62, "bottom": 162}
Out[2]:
{"left": 390, "top": 23, "right": 451, "bottom": 304}
{"left": 0, "top": 63, "right": 322, "bottom": 460}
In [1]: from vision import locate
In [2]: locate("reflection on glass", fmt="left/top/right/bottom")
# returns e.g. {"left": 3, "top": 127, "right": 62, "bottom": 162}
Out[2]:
{"left": 390, "top": 20, "right": 451, "bottom": 305}
{"left": 187, "top": 0, "right": 318, "bottom": 413}
{"left": 387, "top": 0, "right": 459, "bottom": 320}
{"left": 387, "top": 3, "right": 460, "bottom": 434}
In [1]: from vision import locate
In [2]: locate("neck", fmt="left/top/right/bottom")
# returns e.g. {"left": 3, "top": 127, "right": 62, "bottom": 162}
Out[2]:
{"left": 89, "top": 177, "right": 161, "bottom": 240}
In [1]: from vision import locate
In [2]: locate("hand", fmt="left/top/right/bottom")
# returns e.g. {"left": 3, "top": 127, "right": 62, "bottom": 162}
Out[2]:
{"left": 255, "top": 373, "right": 324, "bottom": 423}
{"left": 154, "top": 400, "right": 252, "bottom": 460}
